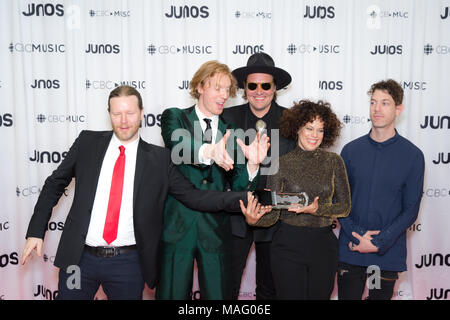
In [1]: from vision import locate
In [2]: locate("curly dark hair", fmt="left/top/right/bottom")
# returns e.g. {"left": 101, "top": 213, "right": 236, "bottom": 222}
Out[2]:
{"left": 280, "top": 100, "right": 342, "bottom": 148}
{"left": 367, "top": 79, "right": 403, "bottom": 106}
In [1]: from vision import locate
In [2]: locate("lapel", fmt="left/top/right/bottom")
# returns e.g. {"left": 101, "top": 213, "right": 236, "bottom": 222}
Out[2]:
{"left": 88, "top": 131, "right": 113, "bottom": 205}
{"left": 133, "top": 138, "right": 146, "bottom": 209}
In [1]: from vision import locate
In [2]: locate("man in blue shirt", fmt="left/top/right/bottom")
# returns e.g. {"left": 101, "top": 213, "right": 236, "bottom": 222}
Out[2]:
{"left": 338, "top": 79, "right": 425, "bottom": 300}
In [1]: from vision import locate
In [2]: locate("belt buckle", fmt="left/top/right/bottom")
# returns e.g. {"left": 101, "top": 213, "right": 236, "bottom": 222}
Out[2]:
{"left": 101, "top": 246, "right": 117, "bottom": 258}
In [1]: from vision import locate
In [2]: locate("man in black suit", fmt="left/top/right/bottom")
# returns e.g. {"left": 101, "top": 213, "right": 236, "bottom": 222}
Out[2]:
{"left": 21, "top": 85, "right": 265, "bottom": 300}
{"left": 222, "top": 53, "right": 296, "bottom": 300}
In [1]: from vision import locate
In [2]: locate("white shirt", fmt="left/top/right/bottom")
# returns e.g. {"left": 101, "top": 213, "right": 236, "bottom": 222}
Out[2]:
{"left": 85, "top": 133, "right": 139, "bottom": 247}
{"left": 195, "top": 105, "right": 257, "bottom": 181}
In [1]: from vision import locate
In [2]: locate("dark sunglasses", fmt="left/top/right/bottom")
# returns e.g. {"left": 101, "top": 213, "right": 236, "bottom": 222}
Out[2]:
{"left": 246, "top": 82, "right": 273, "bottom": 91}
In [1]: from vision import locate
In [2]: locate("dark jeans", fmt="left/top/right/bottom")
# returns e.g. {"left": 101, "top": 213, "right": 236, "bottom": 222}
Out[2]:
{"left": 230, "top": 231, "right": 276, "bottom": 300}
{"left": 337, "top": 262, "right": 398, "bottom": 300}
{"left": 57, "top": 249, "right": 144, "bottom": 300}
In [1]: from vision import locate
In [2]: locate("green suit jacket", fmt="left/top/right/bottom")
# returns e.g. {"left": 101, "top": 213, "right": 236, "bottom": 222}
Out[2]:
{"left": 160, "top": 106, "right": 257, "bottom": 252}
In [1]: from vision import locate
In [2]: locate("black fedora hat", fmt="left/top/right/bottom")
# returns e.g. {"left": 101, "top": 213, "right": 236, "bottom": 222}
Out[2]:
{"left": 232, "top": 52, "right": 292, "bottom": 90}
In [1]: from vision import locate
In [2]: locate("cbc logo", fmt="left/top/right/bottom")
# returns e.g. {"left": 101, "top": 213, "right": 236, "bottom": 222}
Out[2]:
{"left": 425, "top": 188, "right": 450, "bottom": 198}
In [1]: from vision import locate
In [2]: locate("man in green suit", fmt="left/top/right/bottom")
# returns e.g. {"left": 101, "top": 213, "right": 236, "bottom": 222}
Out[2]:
{"left": 157, "top": 61, "right": 269, "bottom": 300}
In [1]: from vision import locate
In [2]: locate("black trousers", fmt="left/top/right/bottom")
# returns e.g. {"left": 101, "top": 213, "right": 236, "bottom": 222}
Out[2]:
{"left": 337, "top": 262, "right": 398, "bottom": 300}
{"left": 230, "top": 231, "right": 276, "bottom": 300}
{"left": 270, "top": 222, "right": 338, "bottom": 300}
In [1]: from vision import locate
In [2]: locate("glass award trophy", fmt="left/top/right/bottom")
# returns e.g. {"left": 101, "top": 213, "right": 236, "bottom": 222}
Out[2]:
{"left": 254, "top": 190, "right": 309, "bottom": 209}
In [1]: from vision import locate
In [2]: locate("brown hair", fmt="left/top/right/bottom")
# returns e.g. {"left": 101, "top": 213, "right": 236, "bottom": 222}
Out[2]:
{"left": 367, "top": 79, "right": 404, "bottom": 106}
{"left": 108, "top": 85, "right": 143, "bottom": 111}
{"left": 190, "top": 60, "right": 237, "bottom": 100}
{"left": 280, "top": 100, "right": 342, "bottom": 148}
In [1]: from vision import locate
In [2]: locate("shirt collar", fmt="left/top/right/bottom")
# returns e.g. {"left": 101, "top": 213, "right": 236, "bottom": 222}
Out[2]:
{"left": 111, "top": 132, "right": 140, "bottom": 151}
{"left": 367, "top": 129, "right": 399, "bottom": 147}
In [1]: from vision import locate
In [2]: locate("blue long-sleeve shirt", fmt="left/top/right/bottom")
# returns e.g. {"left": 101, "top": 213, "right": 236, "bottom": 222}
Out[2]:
{"left": 338, "top": 130, "right": 424, "bottom": 271}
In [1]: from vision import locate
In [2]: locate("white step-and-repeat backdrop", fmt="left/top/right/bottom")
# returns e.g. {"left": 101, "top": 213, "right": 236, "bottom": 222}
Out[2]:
{"left": 1, "top": 0, "right": 449, "bottom": 300}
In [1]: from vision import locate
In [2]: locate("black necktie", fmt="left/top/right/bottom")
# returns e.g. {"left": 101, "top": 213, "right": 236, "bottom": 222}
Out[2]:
{"left": 203, "top": 118, "right": 212, "bottom": 144}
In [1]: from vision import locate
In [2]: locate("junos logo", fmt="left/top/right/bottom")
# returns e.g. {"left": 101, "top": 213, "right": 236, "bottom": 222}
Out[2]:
{"left": 420, "top": 115, "right": 450, "bottom": 129}
{"left": 0, "top": 113, "right": 13, "bottom": 127}
{"left": 31, "top": 79, "right": 60, "bottom": 89}
{"left": 370, "top": 45, "right": 402, "bottom": 55}
{"left": 22, "top": 3, "right": 64, "bottom": 16}
{"left": 426, "top": 288, "right": 450, "bottom": 300}
{"left": 0, "top": 252, "right": 19, "bottom": 268}
{"left": 165, "top": 5, "right": 209, "bottom": 18}
{"left": 441, "top": 7, "right": 449, "bottom": 19}
{"left": 432, "top": 152, "right": 450, "bottom": 165}
{"left": 33, "top": 285, "right": 58, "bottom": 300}
{"left": 142, "top": 114, "right": 161, "bottom": 127}
{"left": 415, "top": 253, "right": 450, "bottom": 269}
{"left": 303, "top": 6, "right": 335, "bottom": 19}
{"left": 29, "top": 150, "right": 68, "bottom": 164}
{"left": 232, "top": 44, "right": 264, "bottom": 55}
{"left": 178, "top": 80, "right": 190, "bottom": 90}
{"left": 85, "top": 43, "right": 120, "bottom": 54}
{"left": 319, "top": 80, "right": 343, "bottom": 91}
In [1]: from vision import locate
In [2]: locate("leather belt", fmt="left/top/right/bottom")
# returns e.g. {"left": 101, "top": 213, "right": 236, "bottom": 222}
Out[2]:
{"left": 84, "top": 245, "right": 137, "bottom": 258}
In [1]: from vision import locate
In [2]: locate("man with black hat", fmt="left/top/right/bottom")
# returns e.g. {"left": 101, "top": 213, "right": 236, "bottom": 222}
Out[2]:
{"left": 222, "top": 52, "right": 296, "bottom": 300}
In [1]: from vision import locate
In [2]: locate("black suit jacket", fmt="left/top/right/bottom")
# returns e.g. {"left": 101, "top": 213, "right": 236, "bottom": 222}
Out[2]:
{"left": 222, "top": 102, "right": 296, "bottom": 242}
{"left": 26, "top": 130, "right": 247, "bottom": 288}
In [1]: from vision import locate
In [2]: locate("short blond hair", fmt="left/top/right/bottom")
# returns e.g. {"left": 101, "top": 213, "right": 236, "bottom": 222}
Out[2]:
{"left": 190, "top": 60, "right": 237, "bottom": 100}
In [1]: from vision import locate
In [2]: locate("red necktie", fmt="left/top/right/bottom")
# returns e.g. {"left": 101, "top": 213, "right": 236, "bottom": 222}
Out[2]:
{"left": 103, "top": 145, "right": 126, "bottom": 244}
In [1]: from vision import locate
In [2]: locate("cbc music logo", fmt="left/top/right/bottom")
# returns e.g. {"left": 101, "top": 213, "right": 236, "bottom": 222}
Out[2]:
{"left": 89, "top": 9, "right": 130, "bottom": 18}
{"left": 86, "top": 79, "right": 146, "bottom": 90}
{"left": 303, "top": 5, "right": 335, "bottom": 19}
{"left": 22, "top": 2, "right": 64, "bottom": 17}
{"left": 286, "top": 43, "right": 340, "bottom": 55}
{"left": 9, "top": 42, "right": 65, "bottom": 54}
{"left": 0, "top": 113, "right": 13, "bottom": 127}
{"left": 85, "top": 43, "right": 120, "bottom": 54}
{"left": 342, "top": 114, "right": 370, "bottom": 125}
{"left": 234, "top": 10, "right": 272, "bottom": 19}
{"left": 366, "top": 5, "right": 408, "bottom": 29}
{"left": 232, "top": 44, "right": 264, "bottom": 55}
{"left": 441, "top": 7, "right": 449, "bottom": 19}
{"left": 402, "top": 81, "right": 427, "bottom": 91}
{"left": 164, "top": 5, "right": 209, "bottom": 19}
{"left": 0, "top": 221, "right": 10, "bottom": 232}
{"left": 370, "top": 44, "right": 403, "bottom": 55}
{"left": 424, "top": 43, "right": 450, "bottom": 55}
{"left": 420, "top": 115, "right": 450, "bottom": 129}
{"left": 36, "top": 114, "right": 86, "bottom": 124}
{"left": 16, "top": 185, "right": 41, "bottom": 197}
{"left": 146, "top": 44, "right": 213, "bottom": 55}
{"left": 424, "top": 187, "right": 450, "bottom": 198}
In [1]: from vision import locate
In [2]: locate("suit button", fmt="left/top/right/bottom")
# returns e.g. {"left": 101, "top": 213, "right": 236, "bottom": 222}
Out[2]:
{"left": 202, "top": 179, "right": 208, "bottom": 185}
